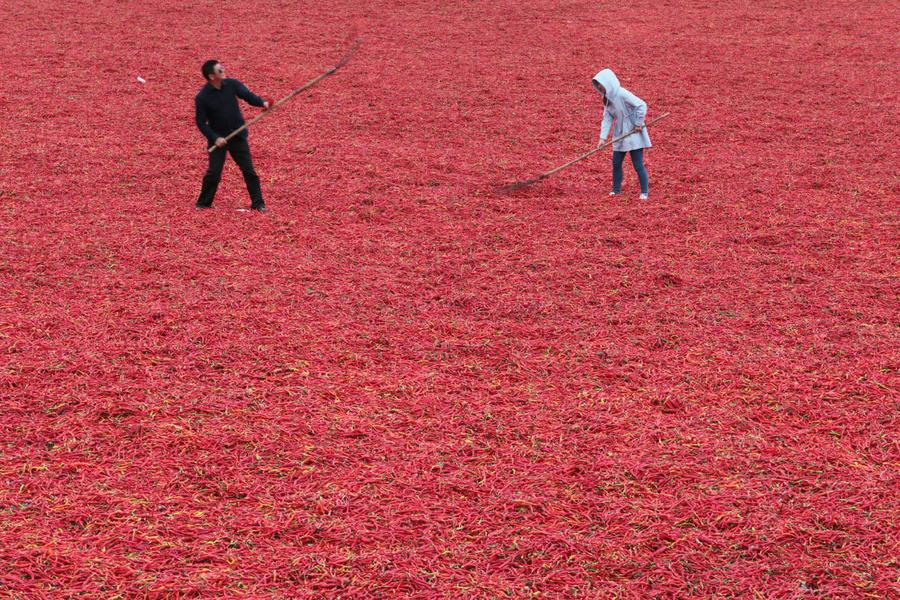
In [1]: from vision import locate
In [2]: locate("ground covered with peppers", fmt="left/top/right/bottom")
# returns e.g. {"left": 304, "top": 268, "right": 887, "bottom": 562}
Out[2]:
{"left": 1, "top": 0, "right": 897, "bottom": 597}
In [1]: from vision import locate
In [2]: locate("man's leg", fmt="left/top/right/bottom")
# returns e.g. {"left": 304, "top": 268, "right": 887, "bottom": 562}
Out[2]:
{"left": 197, "top": 146, "right": 228, "bottom": 207}
{"left": 229, "top": 138, "right": 264, "bottom": 209}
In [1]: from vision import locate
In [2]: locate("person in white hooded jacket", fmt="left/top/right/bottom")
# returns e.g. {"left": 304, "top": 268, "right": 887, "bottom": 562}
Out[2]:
{"left": 592, "top": 68, "right": 651, "bottom": 199}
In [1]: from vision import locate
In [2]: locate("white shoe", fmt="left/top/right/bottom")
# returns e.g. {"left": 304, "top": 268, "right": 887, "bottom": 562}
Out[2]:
{"left": 639, "top": 193, "right": 649, "bottom": 200}
{"left": 609, "top": 192, "right": 619, "bottom": 196}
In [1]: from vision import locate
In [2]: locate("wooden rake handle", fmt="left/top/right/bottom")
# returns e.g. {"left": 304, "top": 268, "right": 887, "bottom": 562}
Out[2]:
{"left": 208, "top": 39, "right": 361, "bottom": 153}
{"left": 538, "top": 112, "right": 671, "bottom": 179}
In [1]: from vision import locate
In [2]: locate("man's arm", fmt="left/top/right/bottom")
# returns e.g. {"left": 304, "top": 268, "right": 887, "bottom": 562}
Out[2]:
{"left": 195, "top": 96, "right": 221, "bottom": 143}
{"left": 234, "top": 80, "right": 267, "bottom": 109}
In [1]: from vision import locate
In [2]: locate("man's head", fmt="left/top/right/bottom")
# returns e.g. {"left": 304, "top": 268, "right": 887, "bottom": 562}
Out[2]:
{"left": 202, "top": 60, "right": 225, "bottom": 82}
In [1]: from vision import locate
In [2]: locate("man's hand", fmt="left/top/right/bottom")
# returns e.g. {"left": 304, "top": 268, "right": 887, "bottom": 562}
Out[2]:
{"left": 597, "top": 138, "right": 606, "bottom": 148}
{"left": 214, "top": 137, "right": 227, "bottom": 148}
{"left": 633, "top": 124, "right": 644, "bottom": 133}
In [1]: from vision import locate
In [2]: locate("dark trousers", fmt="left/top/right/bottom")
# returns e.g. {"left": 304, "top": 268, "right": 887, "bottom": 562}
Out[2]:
{"left": 196, "top": 137, "right": 264, "bottom": 208}
{"left": 612, "top": 149, "right": 649, "bottom": 194}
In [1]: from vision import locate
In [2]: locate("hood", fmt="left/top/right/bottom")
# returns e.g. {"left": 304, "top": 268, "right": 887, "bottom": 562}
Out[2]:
{"left": 592, "top": 68, "right": 620, "bottom": 99}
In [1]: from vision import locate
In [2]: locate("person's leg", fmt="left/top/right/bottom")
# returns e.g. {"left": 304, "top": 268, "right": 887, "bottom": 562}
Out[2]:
{"left": 196, "top": 146, "right": 228, "bottom": 207}
{"left": 229, "top": 138, "right": 264, "bottom": 209}
{"left": 630, "top": 149, "right": 649, "bottom": 195}
{"left": 611, "top": 151, "right": 626, "bottom": 194}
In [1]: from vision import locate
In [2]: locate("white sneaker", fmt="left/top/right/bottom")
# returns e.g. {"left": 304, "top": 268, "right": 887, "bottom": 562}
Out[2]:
{"left": 609, "top": 192, "right": 619, "bottom": 196}
{"left": 639, "top": 193, "right": 649, "bottom": 200}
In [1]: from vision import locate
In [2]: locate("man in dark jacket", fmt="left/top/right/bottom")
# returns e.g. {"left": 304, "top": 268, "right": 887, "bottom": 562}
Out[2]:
{"left": 195, "top": 60, "right": 270, "bottom": 211}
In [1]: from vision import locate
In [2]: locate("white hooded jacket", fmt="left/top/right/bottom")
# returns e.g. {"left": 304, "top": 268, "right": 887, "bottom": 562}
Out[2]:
{"left": 592, "top": 69, "right": 651, "bottom": 152}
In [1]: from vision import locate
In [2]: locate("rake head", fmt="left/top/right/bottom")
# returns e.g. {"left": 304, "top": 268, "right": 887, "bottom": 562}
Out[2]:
{"left": 334, "top": 36, "right": 362, "bottom": 71}
{"left": 495, "top": 176, "right": 545, "bottom": 194}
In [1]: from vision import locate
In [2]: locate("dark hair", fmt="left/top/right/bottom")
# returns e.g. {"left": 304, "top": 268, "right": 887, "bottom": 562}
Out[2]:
{"left": 592, "top": 80, "right": 609, "bottom": 106}
{"left": 202, "top": 60, "right": 220, "bottom": 81}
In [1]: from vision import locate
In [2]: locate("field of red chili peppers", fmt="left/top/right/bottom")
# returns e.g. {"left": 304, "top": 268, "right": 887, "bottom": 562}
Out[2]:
{"left": 1, "top": 0, "right": 898, "bottom": 597}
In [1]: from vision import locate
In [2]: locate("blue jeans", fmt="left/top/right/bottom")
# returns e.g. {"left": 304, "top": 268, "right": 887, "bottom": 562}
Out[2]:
{"left": 612, "top": 149, "right": 649, "bottom": 194}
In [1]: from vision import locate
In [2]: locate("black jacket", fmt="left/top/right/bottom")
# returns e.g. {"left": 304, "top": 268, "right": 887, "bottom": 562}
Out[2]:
{"left": 195, "top": 78, "right": 265, "bottom": 143}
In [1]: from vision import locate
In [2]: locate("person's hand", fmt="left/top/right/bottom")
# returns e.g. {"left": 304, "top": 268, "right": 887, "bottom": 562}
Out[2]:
{"left": 633, "top": 124, "right": 644, "bottom": 132}
{"left": 214, "top": 137, "right": 227, "bottom": 148}
{"left": 597, "top": 138, "right": 606, "bottom": 148}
